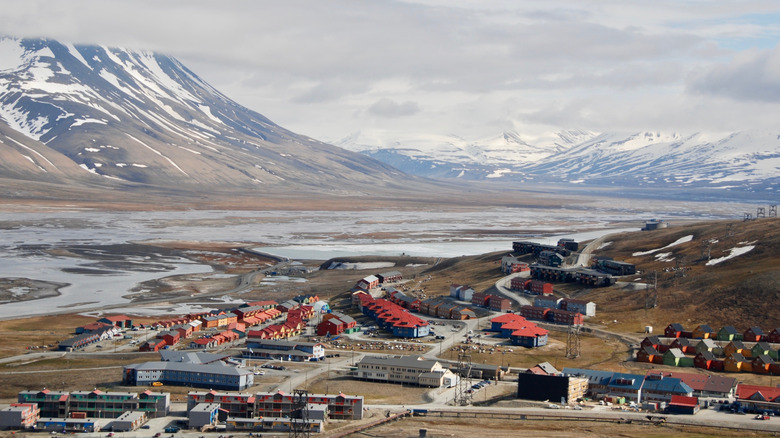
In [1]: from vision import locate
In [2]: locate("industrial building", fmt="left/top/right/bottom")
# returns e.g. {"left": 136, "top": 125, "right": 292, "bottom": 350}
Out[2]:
{"left": 516, "top": 373, "right": 588, "bottom": 404}
{"left": 356, "top": 355, "right": 459, "bottom": 388}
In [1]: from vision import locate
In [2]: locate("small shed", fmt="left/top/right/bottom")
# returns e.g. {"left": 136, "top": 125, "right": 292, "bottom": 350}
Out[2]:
{"left": 667, "top": 395, "right": 700, "bottom": 415}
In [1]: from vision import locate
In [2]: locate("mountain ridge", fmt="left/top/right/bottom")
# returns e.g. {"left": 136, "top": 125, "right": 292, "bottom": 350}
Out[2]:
{"left": 335, "top": 128, "right": 780, "bottom": 194}
{"left": 0, "top": 37, "right": 415, "bottom": 194}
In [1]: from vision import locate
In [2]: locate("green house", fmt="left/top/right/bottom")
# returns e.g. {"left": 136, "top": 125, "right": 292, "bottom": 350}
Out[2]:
{"left": 717, "top": 326, "right": 742, "bottom": 341}
{"left": 750, "top": 342, "right": 771, "bottom": 359}
{"left": 663, "top": 348, "right": 694, "bottom": 367}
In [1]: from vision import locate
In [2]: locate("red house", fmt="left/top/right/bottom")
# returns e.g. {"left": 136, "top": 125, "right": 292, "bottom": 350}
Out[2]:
{"left": 664, "top": 323, "right": 685, "bottom": 338}
{"left": 471, "top": 292, "right": 492, "bottom": 307}
{"left": 139, "top": 339, "right": 165, "bottom": 352}
{"left": 520, "top": 305, "right": 549, "bottom": 322}
{"left": 489, "top": 296, "right": 512, "bottom": 312}
{"left": 751, "top": 355, "right": 775, "bottom": 374}
{"left": 159, "top": 331, "right": 181, "bottom": 346}
{"left": 637, "top": 346, "right": 662, "bottom": 364}
{"left": 769, "top": 328, "right": 780, "bottom": 343}
{"left": 743, "top": 326, "right": 765, "bottom": 342}
{"left": 669, "top": 337, "right": 695, "bottom": 355}
{"left": 524, "top": 280, "right": 553, "bottom": 295}
{"left": 317, "top": 318, "right": 345, "bottom": 336}
{"left": 694, "top": 351, "right": 718, "bottom": 370}
{"left": 173, "top": 324, "right": 194, "bottom": 339}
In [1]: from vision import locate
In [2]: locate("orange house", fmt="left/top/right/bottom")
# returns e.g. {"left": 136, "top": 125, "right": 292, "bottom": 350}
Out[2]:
{"left": 724, "top": 353, "right": 750, "bottom": 372}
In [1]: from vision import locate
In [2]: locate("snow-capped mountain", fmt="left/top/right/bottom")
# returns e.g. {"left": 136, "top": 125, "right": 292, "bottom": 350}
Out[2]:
{"left": 336, "top": 128, "right": 780, "bottom": 193}
{"left": 334, "top": 129, "right": 597, "bottom": 180}
{"left": 0, "top": 37, "right": 409, "bottom": 193}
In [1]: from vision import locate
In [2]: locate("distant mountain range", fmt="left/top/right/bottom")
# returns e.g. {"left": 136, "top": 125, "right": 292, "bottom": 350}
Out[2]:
{"left": 0, "top": 37, "right": 412, "bottom": 195}
{"left": 1, "top": 36, "right": 777, "bottom": 203}
{"left": 334, "top": 129, "right": 780, "bottom": 195}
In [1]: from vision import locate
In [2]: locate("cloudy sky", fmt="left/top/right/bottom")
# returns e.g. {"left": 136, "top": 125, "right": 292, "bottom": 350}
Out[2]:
{"left": 4, "top": 0, "right": 780, "bottom": 144}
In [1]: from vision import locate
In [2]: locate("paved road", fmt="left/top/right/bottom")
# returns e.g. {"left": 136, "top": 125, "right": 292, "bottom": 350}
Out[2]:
{"left": 491, "top": 271, "right": 532, "bottom": 306}
{"left": 576, "top": 233, "right": 611, "bottom": 267}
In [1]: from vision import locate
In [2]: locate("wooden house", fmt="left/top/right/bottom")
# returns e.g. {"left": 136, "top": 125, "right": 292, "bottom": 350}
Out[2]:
{"left": 663, "top": 348, "right": 693, "bottom": 367}
{"left": 694, "top": 338, "right": 719, "bottom": 356}
{"left": 751, "top": 355, "right": 775, "bottom": 374}
{"left": 637, "top": 346, "right": 662, "bottom": 364}
{"left": 717, "top": 326, "right": 741, "bottom": 341}
{"left": 664, "top": 323, "right": 685, "bottom": 338}
{"left": 743, "top": 326, "right": 765, "bottom": 342}
{"left": 769, "top": 328, "right": 780, "bottom": 343}
{"left": 724, "top": 340, "right": 747, "bottom": 358}
{"left": 640, "top": 336, "right": 667, "bottom": 352}
{"left": 748, "top": 341, "right": 771, "bottom": 359}
{"left": 670, "top": 338, "right": 695, "bottom": 354}
{"left": 691, "top": 324, "right": 715, "bottom": 339}
{"left": 724, "top": 353, "right": 750, "bottom": 372}
{"left": 694, "top": 351, "right": 717, "bottom": 370}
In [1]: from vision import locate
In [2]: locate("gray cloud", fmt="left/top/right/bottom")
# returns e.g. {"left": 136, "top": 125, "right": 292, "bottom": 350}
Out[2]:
{"left": 367, "top": 98, "right": 421, "bottom": 118}
{"left": 687, "top": 44, "right": 780, "bottom": 102}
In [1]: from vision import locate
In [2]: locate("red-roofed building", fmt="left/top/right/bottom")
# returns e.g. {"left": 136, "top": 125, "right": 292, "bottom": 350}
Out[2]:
{"left": 667, "top": 395, "right": 700, "bottom": 415}
{"left": 737, "top": 384, "right": 780, "bottom": 402}
{"left": 189, "top": 337, "right": 217, "bottom": 349}
{"left": 736, "top": 383, "right": 780, "bottom": 413}
{"left": 510, "top": 325, "right": 548, "bottom": 347}
{"left": 75, "top": 321, "right": 115, "bottom": 335}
